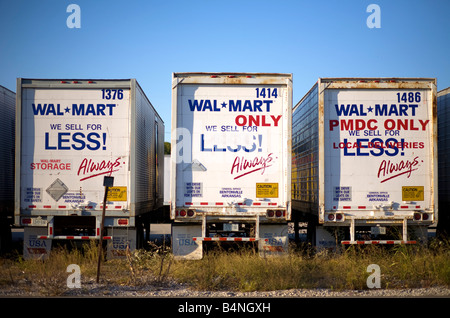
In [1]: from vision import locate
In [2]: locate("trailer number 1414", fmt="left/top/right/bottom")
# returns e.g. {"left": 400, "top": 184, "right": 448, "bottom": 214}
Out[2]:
{"left": 255, "top": 88, "right": 278, "bottom": 99}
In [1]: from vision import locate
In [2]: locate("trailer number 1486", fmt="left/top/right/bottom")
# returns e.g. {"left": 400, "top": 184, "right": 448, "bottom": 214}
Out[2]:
{"left": 396, "top": 92, "right": 421, "bottom": 103}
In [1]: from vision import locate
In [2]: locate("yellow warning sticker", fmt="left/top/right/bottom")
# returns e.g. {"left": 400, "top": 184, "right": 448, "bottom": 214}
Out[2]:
{"left": 107, "top": 187, "right": 127, "bottom": 201}
{"left": 256, "top": 183, "right": 278, "bottom": 198}
{"left": 402, "top": 186, "right": 424, "bottom": 201}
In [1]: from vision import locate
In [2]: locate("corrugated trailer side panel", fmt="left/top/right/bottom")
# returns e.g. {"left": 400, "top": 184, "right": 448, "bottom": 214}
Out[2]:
{"left": 133, "top": 81, "right": 164, "bottom": 214}
{"left": 292, "top": 83, "right": 319, "bottom": 216}
{"left": 0, "top": 86, "right": 15, "bottom": 207}
{"left": 0, "top": 86, "right": 15, "bottom": 253}
{"left": 438, "top": 87, "right": 450, "bottom": 235}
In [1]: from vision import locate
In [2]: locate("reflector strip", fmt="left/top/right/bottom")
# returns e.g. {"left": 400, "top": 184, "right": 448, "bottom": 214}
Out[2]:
{"left": 27, "top": 205, "right": 112, "bottom": 210}
{"left": 332, "top": 205, "right": 422, "bottom": 210}
{"left": 184, "top": 202, "right": 278, "bottom": 206}
{"left": 193, "top": 237, "right": 258, "bottom": 242}
{"left": 37, "top": 235, "right": 112, "bottom": 240}
{"left": 341, "top": 240, "right": 417, "bottom": 245}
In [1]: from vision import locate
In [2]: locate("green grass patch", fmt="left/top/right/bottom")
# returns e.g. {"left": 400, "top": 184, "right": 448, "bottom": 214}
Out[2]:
{"left": 1, "top": 239, "right": 449, "bottom": 296}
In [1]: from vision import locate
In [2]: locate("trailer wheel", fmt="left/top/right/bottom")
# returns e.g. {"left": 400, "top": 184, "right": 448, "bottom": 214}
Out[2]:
{"left": 0, "top": 221, "right": 12, "bottom": 255}
{"left": 136, "top": 217, "right": 145, "bottom": 249}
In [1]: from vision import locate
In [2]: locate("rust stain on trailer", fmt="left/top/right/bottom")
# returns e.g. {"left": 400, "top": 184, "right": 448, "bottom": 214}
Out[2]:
{"left": 323, "top": 78, "right": 435, "bottom": 90}
{"left": 174, "top": 73, "right": 291, "bottom": 86}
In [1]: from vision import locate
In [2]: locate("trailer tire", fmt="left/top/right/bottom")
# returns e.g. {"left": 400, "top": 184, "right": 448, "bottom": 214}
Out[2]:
{"left": 0, "top": 221, "right": 12, "bottom": 255}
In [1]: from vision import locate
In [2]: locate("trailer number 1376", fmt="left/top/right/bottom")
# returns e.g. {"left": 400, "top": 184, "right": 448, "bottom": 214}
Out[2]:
{"left": 255, "top": 88, "right": 278, "bottom": 98}
{"left": 102, "top": 89, "right": 124, "bottom": 100}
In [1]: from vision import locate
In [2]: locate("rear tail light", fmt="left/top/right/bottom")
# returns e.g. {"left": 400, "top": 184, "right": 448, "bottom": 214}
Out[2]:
{"left": 413, "top": 212, "right": 431, "bottom": 221}
{"left": 177, "top": 209, "right": 196, "bottom": 218}
{"left": 22, "top": 218, "right": 32, "bottom": 225}
{"left": 326, "top": 213, "right": 344, "bottom": 222}
{"left": 266, "top": 209, "right": 285, "bottom": 218}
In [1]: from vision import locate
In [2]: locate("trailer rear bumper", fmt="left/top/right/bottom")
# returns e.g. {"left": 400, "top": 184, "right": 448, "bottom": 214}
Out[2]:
{"left": 320, "top": 215, "right": 430, "bottom": 246}
{"left": 172, "top": 216, "right": 289, "bottom": 259}
{"left": 193, "top": 237, "right": 258, "bottom": 242}
{"left": 23, "top": 226, "right": 135, "bottom": 260}
{"left": 341, "top": 240, "right": 416, "bottom": 245}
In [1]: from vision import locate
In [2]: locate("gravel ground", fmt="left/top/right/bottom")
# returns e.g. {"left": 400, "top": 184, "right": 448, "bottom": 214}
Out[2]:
{"left": 1, "top": 279, "right": 449, "bottom": 298}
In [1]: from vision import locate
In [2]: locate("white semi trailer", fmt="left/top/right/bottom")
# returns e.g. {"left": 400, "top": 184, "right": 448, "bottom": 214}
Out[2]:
{"left": 171, "top": 73, "right": 292, "bottom": 259}
{"left": 292, "top": 78, "right": 437, "bottom": 247}
{"left": 15, "top": 78, "right": 164, "bottom": 259}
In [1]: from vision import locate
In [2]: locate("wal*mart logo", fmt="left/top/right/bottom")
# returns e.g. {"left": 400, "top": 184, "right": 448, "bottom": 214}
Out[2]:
{"left": 32, "top": 103, "right": 116, "bottom": 116}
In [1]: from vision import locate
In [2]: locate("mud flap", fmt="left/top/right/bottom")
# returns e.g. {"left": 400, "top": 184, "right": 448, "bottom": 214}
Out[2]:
{"left": 172, "top": 224, "right": 202, "bottom": 260}
{"left": 23, "top": 227, "right": 52, "bottom": 260}
{"left": 410, "top": 226, "right": 428, "bottom": 243}
{"left": 106, "top": 228, "right": 136, "bottom": 259}
{"left": 259, "top": 224, "right": 289, "bottom": 257}
{"left": 315, "top": 226, "right": 337, "bottom": 251}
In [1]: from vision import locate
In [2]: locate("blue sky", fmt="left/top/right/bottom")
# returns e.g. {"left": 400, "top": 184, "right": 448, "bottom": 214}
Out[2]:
{"left": 1, "top": 0, "right": 449, "bottom": 141}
